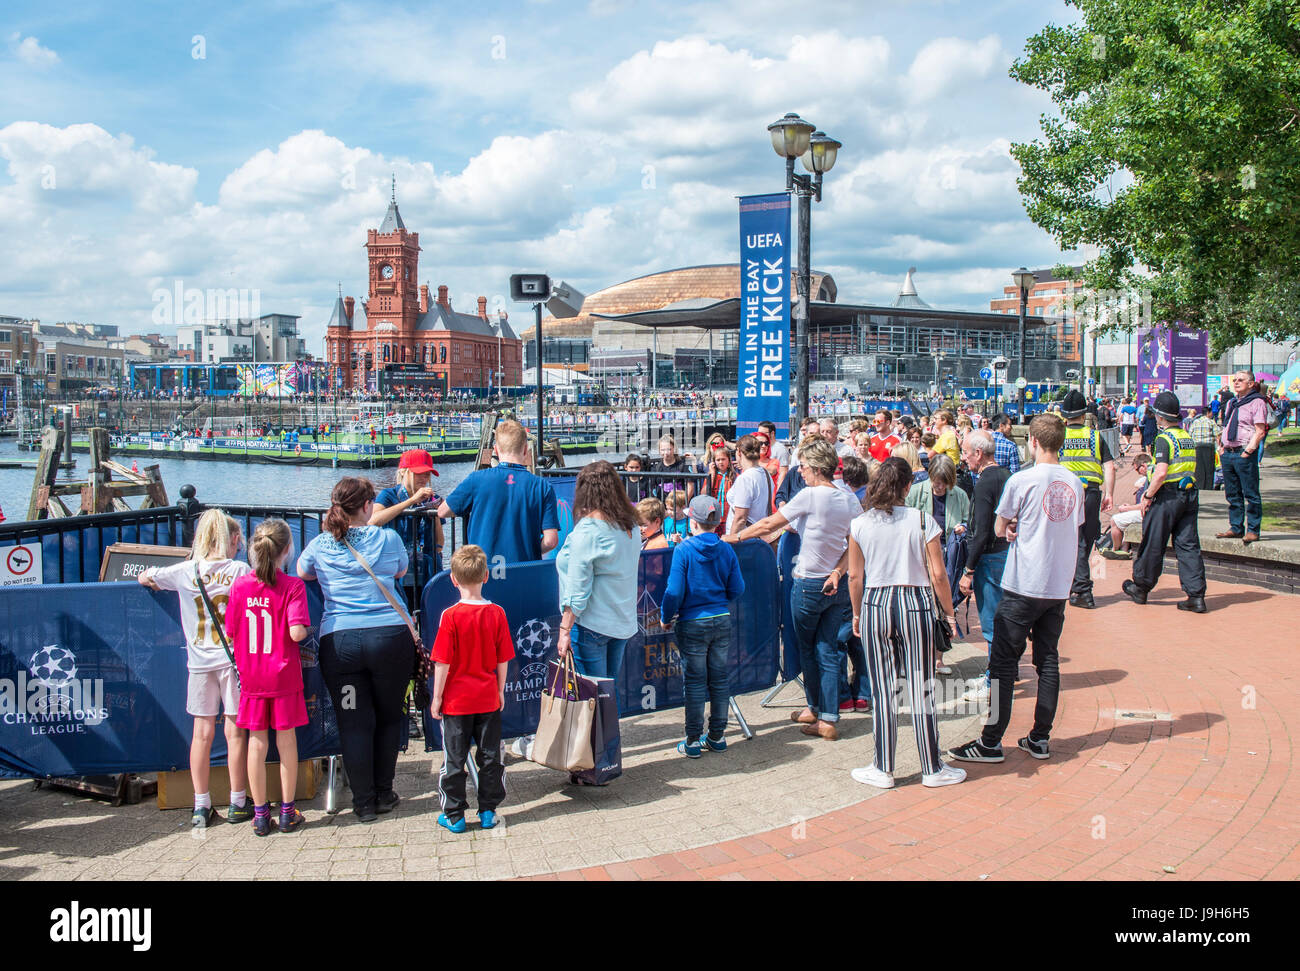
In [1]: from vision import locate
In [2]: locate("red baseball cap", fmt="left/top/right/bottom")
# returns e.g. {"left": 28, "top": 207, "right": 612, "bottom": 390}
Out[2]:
{"left": 398, "top": 449, "right": 438, "bottom": 476}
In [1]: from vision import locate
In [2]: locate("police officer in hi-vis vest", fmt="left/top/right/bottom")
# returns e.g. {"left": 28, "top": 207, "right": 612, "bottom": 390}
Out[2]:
{"left": 1058, "top": 389, "right": 1115, "bottom": 609}
{"left": 1122, "top": 392, "right": 1208, "bottom": 612}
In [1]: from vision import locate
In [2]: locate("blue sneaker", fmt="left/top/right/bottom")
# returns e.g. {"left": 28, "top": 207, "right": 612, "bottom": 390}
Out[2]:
{"left": 677, "top": 738, "right": 703, "bottom": 758}
{"left": 704, "top": 733, "right": 727, "bottom": 752}
{"left": 437, "top": 813, "right": 466, "bottom": 834}
{"left": 479, "top": 810, "right": 498, "bottom": 830}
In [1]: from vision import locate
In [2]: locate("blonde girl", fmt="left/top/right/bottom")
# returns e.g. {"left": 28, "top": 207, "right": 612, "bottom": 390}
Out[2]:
{"left": 140, "top": 509, "right": 252, "bottom": 828}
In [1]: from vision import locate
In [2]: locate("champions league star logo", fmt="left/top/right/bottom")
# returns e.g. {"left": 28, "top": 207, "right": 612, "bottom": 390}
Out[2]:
{"left": 515, "top": 618, "right": 552, "bottom": 660}
{"left": 29, "top": 645, "right": 77, "bottom": 688}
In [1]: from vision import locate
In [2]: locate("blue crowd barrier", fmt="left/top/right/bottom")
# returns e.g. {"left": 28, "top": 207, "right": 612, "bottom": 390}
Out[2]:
{"left": 418, "top": 540, "right": 781, "bottom": 748}
{"left": 0, "top": 581, "right": 339, "bottom": 779}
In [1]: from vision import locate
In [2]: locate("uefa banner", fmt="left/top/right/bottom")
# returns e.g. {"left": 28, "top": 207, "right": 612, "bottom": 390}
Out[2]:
{"left": 419, "top": 545, "right": 781, "bottom": 749}
{"left": 737, "top": 192, "right": 792, "bottom": 437}
{"left": 0, "top": 582, "right": 338, "bottom": 778}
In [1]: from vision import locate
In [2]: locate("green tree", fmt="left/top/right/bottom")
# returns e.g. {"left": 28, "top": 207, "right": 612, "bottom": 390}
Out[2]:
{"left": 1010, "top": 0, "right": 1300, "bottom": 353}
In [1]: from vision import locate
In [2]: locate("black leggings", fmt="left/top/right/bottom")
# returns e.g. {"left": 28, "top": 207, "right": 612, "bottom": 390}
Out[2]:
{"left": 319, "top": 623, "right": 413, "bottom": 812}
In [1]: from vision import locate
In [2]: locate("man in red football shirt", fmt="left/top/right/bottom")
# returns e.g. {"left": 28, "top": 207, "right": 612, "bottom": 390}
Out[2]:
{"left": 430, "top": 544, "right": 515, "bottom": 833}
{"left": 868, "top": 410, "right": 901, "bottom": 462}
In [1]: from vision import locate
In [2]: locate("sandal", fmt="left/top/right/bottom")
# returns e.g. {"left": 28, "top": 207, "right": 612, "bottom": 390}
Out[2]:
{"left": 790, "top": 707, "right": 816, "bottom": 724}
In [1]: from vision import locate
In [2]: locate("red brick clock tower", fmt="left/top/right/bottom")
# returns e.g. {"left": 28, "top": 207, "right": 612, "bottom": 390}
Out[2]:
{"left": 325, "top": 178, "right": 523, "bottom": 392}
{"left": 365, "top": 176, "right": 421, "bottom": 339}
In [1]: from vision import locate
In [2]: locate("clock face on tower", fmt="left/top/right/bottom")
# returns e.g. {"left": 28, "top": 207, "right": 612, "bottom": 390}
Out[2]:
{"left": 380, "top": 264, "right": 394, "bottom": 279}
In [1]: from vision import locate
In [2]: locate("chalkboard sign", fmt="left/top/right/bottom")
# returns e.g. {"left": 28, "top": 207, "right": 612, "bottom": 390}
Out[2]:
{"left": 99, "top": 543, "right": 192, "bottom": 582}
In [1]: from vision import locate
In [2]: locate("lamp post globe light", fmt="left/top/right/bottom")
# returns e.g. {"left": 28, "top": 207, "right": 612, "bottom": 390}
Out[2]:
{"left": 766, "top": 113, "right": 841, "bottom": 428}
{"left": 1012, "top": 266, "right": 1036, "bottom": 418}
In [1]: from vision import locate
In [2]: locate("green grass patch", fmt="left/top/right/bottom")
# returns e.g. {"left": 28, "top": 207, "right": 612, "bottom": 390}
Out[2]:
{"left": 1261, "top": 502, "right": 1300, "bottom": 533}
{"left": 1270, "top": 438, "right": 1300, "bottom": 471}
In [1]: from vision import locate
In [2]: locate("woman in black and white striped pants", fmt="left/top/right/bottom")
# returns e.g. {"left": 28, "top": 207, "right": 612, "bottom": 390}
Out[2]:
{"left": 846, "top": 457, "right": 965, "bottom": 789}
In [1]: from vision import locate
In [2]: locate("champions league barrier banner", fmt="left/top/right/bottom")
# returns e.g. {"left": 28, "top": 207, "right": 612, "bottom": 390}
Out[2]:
{"left": 419, "top": 542, "right": 781, "bottom": 749}
{"left": 0, "top": 582, "right": 338, "bottom": 778}
{"left": 737, "top": 192, "right": 792, "bottom": 438}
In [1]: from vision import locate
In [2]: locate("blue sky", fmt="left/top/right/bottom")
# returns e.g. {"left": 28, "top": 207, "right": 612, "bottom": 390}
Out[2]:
{"left": 0, "top": 0, "right": 1086, "bottom": 348}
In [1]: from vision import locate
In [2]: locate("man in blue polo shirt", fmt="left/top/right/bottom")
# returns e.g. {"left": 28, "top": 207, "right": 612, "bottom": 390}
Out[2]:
{"left": 436, "top": 419, "right": 559, "bottom": 564}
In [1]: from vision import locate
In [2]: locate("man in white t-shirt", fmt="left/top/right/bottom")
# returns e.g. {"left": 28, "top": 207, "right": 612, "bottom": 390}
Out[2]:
{"left": 950, "top": 414, "right": 1083, "bottom": 765}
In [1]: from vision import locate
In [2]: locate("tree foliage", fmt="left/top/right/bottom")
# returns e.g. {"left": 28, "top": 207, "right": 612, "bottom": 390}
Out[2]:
{"left": 1010, "top": 0, "right": 1300, "bottom": 353}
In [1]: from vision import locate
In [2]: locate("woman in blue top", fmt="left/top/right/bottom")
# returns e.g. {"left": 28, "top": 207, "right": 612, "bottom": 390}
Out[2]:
{"left": 556, "top": 461, "right": 641, "bottom": 700}
{"left": 298, "top": 476, "right": 411, "bottom": 823}
{"left": 370, "top": 449, "right": 445, "bottom": 596}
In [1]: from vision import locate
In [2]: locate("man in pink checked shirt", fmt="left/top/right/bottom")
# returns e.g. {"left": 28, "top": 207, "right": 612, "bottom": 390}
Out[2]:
{"left": 1216, "top": 371, "right": 1269, "bottom": 544}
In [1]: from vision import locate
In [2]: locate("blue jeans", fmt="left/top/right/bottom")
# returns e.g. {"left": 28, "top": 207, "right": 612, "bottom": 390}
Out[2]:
{"left": 972, "top": 549, "right": 1008, "bottom": 647}
{"left": 677, "top": 614, "right": 732, "bottom": 742}
{"left": 836, "top": 614, "right": 870, "bottom": 703}
{"left": 1221, "top": 450, "right": 1262, "bottom": 533}
{"left": 790, "top": 576, "right": 849, "bottom": 722}
{"left": 570, "top": 625, "right": 630, "bottom": 715}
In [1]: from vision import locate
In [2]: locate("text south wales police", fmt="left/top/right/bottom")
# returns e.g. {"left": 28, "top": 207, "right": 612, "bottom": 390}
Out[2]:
{"left": 743, "top": 247, "right": 785, "bottom": 399}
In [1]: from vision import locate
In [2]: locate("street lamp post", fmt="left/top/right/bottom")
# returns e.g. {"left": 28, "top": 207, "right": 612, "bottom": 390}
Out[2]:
{"left": 766, "top": 113, "right": 841, "bottom": 427}
{"left": 1012, "top": 267, "right": 1036, "bottom": 418}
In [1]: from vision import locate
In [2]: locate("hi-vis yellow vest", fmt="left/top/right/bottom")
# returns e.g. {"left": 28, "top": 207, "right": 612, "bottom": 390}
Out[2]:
{"left": 1157, "top": 427, "right": 1197, "bottom": 490}
{"left": 1059, "top": 425, "right": 1103, "bottom": 486}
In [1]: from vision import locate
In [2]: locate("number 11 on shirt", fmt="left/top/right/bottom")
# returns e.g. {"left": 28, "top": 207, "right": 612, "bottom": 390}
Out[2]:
{"left": 245, "top": 609, "right": 273, "bottom": 654}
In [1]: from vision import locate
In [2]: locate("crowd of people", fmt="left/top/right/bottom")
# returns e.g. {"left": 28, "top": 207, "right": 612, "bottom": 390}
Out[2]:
{"left": 134, "top": 370, "right": 1291, "bottom": 832}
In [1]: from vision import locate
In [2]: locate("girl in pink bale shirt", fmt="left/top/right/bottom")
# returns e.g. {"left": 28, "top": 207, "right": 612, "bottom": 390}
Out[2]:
{"left": 225, "top": 519, "right": 311, "bottom": 836}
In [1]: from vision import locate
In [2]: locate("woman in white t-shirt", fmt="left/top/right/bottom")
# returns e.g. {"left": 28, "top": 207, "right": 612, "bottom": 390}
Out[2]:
{"left": 140, "top": 508, "right": 252, "bottom": 828}
{"left": 733, "top": 438, "right": 861, "bottom": 741}
{"left": 846, "top": 457, "right": 965, "bottom": 790}
{"left": 724, "top": 434, "right": 774, "bottom": 537}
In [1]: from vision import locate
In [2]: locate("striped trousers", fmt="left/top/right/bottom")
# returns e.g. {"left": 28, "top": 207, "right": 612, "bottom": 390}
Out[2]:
{"left": 861, "top": 585, "right": 942, "bottom": 776}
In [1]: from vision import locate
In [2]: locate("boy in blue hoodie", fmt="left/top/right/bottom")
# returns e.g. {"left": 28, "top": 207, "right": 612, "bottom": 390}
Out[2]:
{"left": 660, "top": 495, "right": 746, "bottom": 758}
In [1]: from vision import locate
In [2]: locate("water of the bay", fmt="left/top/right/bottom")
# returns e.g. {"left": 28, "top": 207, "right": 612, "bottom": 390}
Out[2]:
{"left": 0, "top": 438, "right": 619, "bottom": 521}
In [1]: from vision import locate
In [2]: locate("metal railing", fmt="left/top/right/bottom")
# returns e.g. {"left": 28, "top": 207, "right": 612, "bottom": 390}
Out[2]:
{"left": 0, "top": 505, "right": 185, "bottom": 584}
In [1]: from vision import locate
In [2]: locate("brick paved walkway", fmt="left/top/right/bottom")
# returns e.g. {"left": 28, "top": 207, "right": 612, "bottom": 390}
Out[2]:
{"left": 538, "top": 569, "right": 1300, "bottom": 881}
{"left": 2, "top": 568, "right": 1295, "bottom": 881}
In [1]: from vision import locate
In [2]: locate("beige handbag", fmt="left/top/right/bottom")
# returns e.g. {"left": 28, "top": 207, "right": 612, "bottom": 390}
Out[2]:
{"left": 531, "top": 654, "right": 596, "bottom": 772}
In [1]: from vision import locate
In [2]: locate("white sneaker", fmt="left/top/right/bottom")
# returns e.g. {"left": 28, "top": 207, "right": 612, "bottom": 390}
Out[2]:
{"left": 921, "top": 764, "right": 967, "bottom": 788}
{"left": 850, "top": 765, "right": 895, "bottom": 789}
{"left": 508, "top": 736, "right": 533, "bottom": 759}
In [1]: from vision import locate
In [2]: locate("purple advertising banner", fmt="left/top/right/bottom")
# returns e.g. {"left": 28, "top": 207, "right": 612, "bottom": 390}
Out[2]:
{"left": 1138, "top": 325, "right": 1208, "bottom": 413}
{"left": 1170, "top": 326, "right": 1209, "bottom": 410}
{"left": 1137, "top": 326, "right": 1170, "bottom": 404}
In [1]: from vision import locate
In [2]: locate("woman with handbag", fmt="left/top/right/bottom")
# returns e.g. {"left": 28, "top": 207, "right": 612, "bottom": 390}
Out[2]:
{"left": 298, "top": 476, "right": 414, "bottom": 822}
{"left": 846, "top": 457, "right": 966, "bottom": 790}
{"left": 555, "top": 460, "right": 641, "bottom": 696}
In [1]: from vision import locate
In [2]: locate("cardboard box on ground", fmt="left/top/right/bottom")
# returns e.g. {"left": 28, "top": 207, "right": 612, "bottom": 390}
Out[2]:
{"left": 156, "top": 760, "right": 322, "bottom": 809}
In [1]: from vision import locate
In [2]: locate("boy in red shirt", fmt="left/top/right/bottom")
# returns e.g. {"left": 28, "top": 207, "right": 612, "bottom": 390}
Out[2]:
{"left": 431, "top": 544, "right": 515, "bottom": 833}
{"left": 225, "top": 519, "right": 311, "bottom": 836}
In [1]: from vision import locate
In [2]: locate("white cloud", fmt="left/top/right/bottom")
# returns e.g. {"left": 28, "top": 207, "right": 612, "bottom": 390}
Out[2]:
{"left": 905, "top": 34, "right": 1007, "bottom": 102}
{"left": 10, "top": 34, "right": 59, "bottom": 68}
{"left": 0, "top": 122, "right": 196, "bottom": 214}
